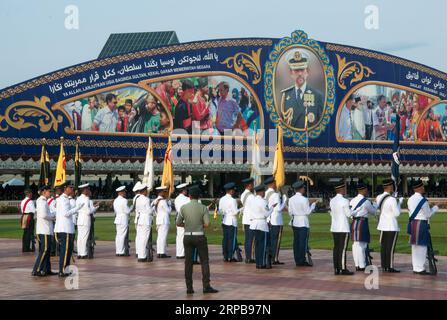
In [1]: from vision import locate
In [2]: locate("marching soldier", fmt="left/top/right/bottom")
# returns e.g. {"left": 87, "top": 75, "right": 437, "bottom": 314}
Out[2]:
{"left": 49, "top": 185, "right": 63, "bottom": 256}
{"left": 76, "top": 183, "right": 98, "bottom": 259}
{"left": 219, "top": 182, "right": 240, "bottom": 262}
{"left": 134, "top": 183, "right": 153, "bottom": 262}
{"left": 350, "top": 183, "right": 377, "bottom": 271}
{"left": 54, "top": 182, "right": 84, "bottom": 277}
{"left": 32, "top": 185, "right": 57, "bottom": 276}
{"left": 407, "top": 180, "right": 439, "bottom": 275}
{"left": 240, "top": 178, "right": 256, "bottom": 263}
{"left": 20, "top": 189, "right": 36, "bottom": 252}
{"left": 114, "top": 185, "right": 132, "bottom": 256}
{"left": 174, "top": 183, "right": 190, "bottom": 259}
{"left": 329, "top": 183, "right": 354, "bottom": 275}
{"left": 376, "top": 179, "right": 402, "bottom": 273}
{"left": 250, "top": 184, "right": 275, "bottom": 269}
{"left": 154, "top": 186, "right": 172, "bottom": 258}
{"left": 288, "top": 181, "right": 317, "bottom": 267}
{"left": 264, "top": 176, "right": 286, "bottom": 265}
{"left": 176, "top": 186, "right": 218, "bottom": 294}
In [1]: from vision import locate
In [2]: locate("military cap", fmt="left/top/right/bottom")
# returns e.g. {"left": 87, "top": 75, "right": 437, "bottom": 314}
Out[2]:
{"left": 223, "top": 182, "right": 236, "bottom": 190}
{"left": 116, "top": 185, "right": 126, "bottom": 192}
{"left": 156, "top": 186, "right": 168, "bottom": 191}
{"left": 382, "top": 179, "right": 394, "bottom": 187}
{"left": 176, "top": 183, "right": 189, "bottom": 190}
{"left": 287, "top": 50, "right": 309, "bottom": 70}
{"left": 78, "top": 183, "right": 90, "bottom": 189}
{"left": 132, "top": 182, "right": 142, "bottom": 192}
{"left": 254, "top": 184, "right": 266, "bottom": 192}
{"left": 263, "top": 176, "right": 275, "bottom": 185}
{"left": 292, "top": 181, "right": 305, "bottom": 189}
{"left": 334, "top": 182, "right": 345, "bottom": 190}
{"left": 241, "top": 177, "right": 254, "bottom": 185}
{"left": 39, "top": 185, "right": 51, "bottom": 192}
{"left": 356, "top": 183, "right": 368, "bottom": 191}
{"left": 411, "top": 179, "right": 424, "bottom": 190}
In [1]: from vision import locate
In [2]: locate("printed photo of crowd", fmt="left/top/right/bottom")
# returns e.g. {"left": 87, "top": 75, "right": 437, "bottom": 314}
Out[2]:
{"left": 63, "top": 86, "right": 171, "bottom": 134}
{"left": 338, "top": 84, "right": 437, "bottom": 142}
{"left": 149, "top": 75, "right": 260, "bottom": 136}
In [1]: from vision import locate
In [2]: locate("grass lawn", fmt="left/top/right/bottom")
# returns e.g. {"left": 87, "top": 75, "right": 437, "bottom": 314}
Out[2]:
{"left": 1, "top": 213, "right": 447, "bottom": 255}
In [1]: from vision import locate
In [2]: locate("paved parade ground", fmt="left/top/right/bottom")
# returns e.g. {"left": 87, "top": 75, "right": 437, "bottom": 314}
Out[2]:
{"left": 1, "top": 238, "right": 447, "bottom": 300}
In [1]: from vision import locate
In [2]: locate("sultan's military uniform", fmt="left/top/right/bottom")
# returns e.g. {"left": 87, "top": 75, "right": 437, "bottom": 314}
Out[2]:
{"left": 280, "top": 51, "right": 324, "bottom": 129}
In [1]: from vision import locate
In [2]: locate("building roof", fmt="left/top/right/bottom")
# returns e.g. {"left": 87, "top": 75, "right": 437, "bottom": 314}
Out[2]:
{"left": 98, "top": 31, "right": 179, "bottom": 59}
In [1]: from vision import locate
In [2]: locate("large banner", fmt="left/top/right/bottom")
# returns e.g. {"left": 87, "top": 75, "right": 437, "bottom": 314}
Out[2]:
{"left": 1, "top": 30, "right": 447, "bottom": 164}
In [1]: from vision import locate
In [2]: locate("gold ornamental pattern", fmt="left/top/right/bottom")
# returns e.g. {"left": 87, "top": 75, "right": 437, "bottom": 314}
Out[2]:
{"left": 220, "top": 48, "right": 262, "bottom": 84}
{"left": 336, "top": 54, "right": 375, "bottom": 90}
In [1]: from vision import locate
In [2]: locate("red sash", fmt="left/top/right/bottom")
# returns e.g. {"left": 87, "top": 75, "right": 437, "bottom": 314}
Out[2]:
{"left": 20, "top": 198, "right": 32, "bottom": 229}
{"left": 48, "top": 198, "right": 54, "bottom": 206}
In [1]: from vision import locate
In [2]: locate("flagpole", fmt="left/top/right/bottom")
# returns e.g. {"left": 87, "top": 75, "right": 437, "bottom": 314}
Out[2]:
{"left": 305, "top": 106, "right": 310, "bottom": 199}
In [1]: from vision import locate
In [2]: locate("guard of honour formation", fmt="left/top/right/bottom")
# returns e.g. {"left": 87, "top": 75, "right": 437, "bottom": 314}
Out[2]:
{"left": 20, "top": 175, "right": 439, "bottom": 294}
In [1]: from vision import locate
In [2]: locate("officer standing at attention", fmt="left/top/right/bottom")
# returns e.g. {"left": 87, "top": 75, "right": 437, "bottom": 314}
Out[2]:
{"left": 288, "top": 181, "right": 317, "bottom": 267}
{"left": 174, "top": 183, "right": 190, "bottom": 259}
{"left": 250, "top": 184, "right": 276, "bottom": 269}
{"left": 176, "top": 186, "right": 218, "bottom": 295}
{"left": 113, "top": 185, "right": 132, "bottom": 257}
{"left": 76, "top": 183, "right": 99, "bottom": 259}
{"left": 134, "top": 183, "right": 154, "bottom": 262}
{"left": 376, "top": 179, "right": 402, "bottom": 273}
{"left": 407, "top": 180, "right": 439, "bottom": 275}
{"left": 20, "top": 189, "right": 36, "bottom": 252}
{"left": 32, "top": 185, "right": 57, "bottom": 277}
{"left": 219, "top": 182, "right": 241, "bottom": 262}
{"left": 350, "top": 183, "right": 377, "bottom": 271}
{"left": 240, "top": 178, "right": 256, "bottom": 263}
{"left": 54, "top": 182, "right": 84, "bottom": 277}
{"left": 264, "top": 176, "right": 286, "bottom": 265}
{"left": 153, "top": 186, "right": 172, "bottom": 258}
{"left": 329, "top": 183, "right": 354, "bottom": 275}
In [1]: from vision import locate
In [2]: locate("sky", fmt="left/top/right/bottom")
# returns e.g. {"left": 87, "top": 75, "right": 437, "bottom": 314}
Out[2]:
{"left": 0, "top": 0, "right": 446, "bottom": 90}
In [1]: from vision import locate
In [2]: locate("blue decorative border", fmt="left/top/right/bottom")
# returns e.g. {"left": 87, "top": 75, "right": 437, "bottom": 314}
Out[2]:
{"left": 264, "top": 30, "right": 336, "bottom": 145}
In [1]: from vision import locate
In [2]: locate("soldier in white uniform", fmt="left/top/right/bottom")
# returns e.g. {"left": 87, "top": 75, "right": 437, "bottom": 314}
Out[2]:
{"left": 113, "top": 185, "right": 132, "bottom": 256}
{"left": 174, "top": 183, "right": 190, "bottom": 259}
{"left": 288, "top": 181, "right": 317, "bottom": 266}
{"left": 264, "top": 176, "right": 287, "bottom": 265}
{"left": 134, "top": 183, "right": 154, "bottom": 262}
{"left": 240, "top": 178, "right": 256, "bottom": 263}
{"left": 329, "top": 183, "right": 354, "bottom": 275}
{"left": 407, "top": 180, "right": 439, "bottom": 275}
{"left": 219, "top": 182, "right": 241, "bottom": 262}
{"left": 376, "top": 179, "right": 402, "bottom": 273}
{"left": 76, "top": 183, "right": 98, "bottom": 259}
{"left": 54, "top": 182, "right": 84, "bottom": 277}
{"left": 154, "top": 186, "right": 172, "bottom": 258}
{"left": 32, "top": 185, "right": 57, "bottom": 277}
{"left": 350, "top": 183, "right": 377, "bottom": 271}
{"left": 250, "top": 184, "right": 275, "bottom": 269}
{"left": 20, "top": 189, "right": 36, "bottom": 252}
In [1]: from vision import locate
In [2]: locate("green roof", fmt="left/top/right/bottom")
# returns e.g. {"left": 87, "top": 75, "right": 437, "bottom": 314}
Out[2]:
{"left": 98, "top": 31, "right": 179, "bottom": 58}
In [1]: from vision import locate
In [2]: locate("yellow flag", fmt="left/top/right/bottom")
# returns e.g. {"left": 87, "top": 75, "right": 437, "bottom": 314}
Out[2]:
{"left": 54, "top": 139, "right": 66, "bottom": 187}
{"left": 273, "top": 126, "right": 285, "bottom": 188}
{"left": 213, "top": 206, "right": 218, "bottom": 220}
{"left": 161, "top": 137, "right": 174, "bottom": 196}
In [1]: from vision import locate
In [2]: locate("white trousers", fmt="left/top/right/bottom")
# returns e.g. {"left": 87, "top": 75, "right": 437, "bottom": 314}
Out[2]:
{"left": 176, "top": 226, "right": 185, "bottom": 257}
{"left": 77, "top": 224, "right": 90, "bottom": 256}
{"left": 136, "top": 225, "right": 151, "bottom": 259}
{"left": 411, "top": 245, "right": 427, "bottom": 272}
{"left": 115, "top": 224, "right": 128, "bottom": 254}
{"left": 157, "top": 224, "right": 169, "bottom": 254}
{"left": 352, "top": 241, "right": 367, "bottom": 268}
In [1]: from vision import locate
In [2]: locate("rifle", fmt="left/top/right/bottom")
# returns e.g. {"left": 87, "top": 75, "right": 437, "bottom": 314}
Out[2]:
{"left": 146, "top": 227, "right": 154, "bottom": 262}
{"left": 87, "top": 215, "right": 96, "bottom": 259}
{"left": 427, "top": 229, "right": 438, "bottom": 275}
{"left": 365, "top": 245, "right": 374, "bottom": 266}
